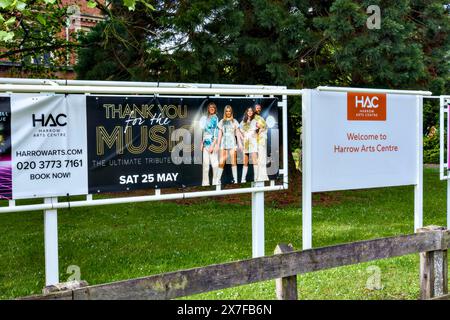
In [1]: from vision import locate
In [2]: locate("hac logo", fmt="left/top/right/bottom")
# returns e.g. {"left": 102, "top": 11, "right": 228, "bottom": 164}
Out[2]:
{"left": 355, "top": 96, "right": 379, "bottom": 109}
{"left": 32, "top": 114, "right": 67, "bottom": 127}
{"left": 347, "top": 92, "right": 386, "bottom": 121}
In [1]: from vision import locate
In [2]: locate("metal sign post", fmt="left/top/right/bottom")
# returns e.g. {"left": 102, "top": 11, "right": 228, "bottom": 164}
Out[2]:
{"left": 301, "top": 90, "right": 313, "bottom": 249}
{"left": 439, "top": 95, "right": 450, "bottom": 229}
{"left": 252, "top": 181, "right": 265, "bottom": 257}
{"left": 415, "top": 95, "right": 424, "bottom": 231}
{"left": 44, "top": 197, "right": 59, "bottom": 286}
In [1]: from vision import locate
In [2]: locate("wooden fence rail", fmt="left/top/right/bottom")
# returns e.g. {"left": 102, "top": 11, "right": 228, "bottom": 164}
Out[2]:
{"left": 21, "top": 226, "right": 449, "bottom": 300}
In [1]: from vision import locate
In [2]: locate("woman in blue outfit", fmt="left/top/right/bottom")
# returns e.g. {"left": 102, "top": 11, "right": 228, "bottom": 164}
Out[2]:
{"left": 200, "top": 102, "right": 219, "bottom": 186}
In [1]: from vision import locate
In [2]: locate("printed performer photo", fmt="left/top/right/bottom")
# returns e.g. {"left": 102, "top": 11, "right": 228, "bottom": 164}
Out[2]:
{"left": 216, "top": 105, "right": 243, "bottom": 184}
{"left": 200, "top": 102, "right": 219, "bottom": 186}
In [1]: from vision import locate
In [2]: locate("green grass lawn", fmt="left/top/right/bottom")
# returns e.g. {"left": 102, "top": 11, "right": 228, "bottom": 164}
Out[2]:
{"left": 0, "top": 167, "right": 448, "bottom": 300}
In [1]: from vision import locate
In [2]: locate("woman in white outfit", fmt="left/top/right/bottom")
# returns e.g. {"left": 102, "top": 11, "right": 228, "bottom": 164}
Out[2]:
{"left": 215, "top": 105, "right": 243, "bottom": 184}
{"left": 200, "top": 102, "right": 219, "bottom": 186}
{"left": 239, "top": 107, "right": 258, "bottom": 183}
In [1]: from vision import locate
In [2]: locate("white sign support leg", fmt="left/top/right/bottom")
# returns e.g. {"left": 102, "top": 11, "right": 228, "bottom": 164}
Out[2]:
{"left": 44, "top": 197, "right": 59, "bottom": 286}
{"left": 282, "top": 94, "right": 289, "bottom": 188}
{"left": 439, "top": 96, "right": 449, "bottom": 229}
{"left": 448, "top": 180, "right": 450, "bottom": 230}
{"left": 414, "top": 96, "right": 423, "bottom": 231}
{"left": 251, "top": 181, "right": 265, "bottom": 257}
{"left": 302, "top": 89, "right": 312, "bottom": 250}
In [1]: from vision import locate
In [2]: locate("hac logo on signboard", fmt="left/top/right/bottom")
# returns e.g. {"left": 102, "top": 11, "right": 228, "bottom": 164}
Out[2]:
{"left": 32, "top": 114, "right": 67, "bottom": 127}
{"left": 347, "top": 92, "right": 386, "bottom": 121}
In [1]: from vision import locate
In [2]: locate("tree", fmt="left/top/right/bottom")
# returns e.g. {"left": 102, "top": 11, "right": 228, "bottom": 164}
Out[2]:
{"left": 305, "top": 0, "right": 450, "bottom": 135}
{"left": 0, "top": 0, "right": 154, "bottom": 77}
{"left": 0, "top": 0, "right": 71, "bottom": 77}
{"left": 307, "top": 0, "right": 450, "bottom": 92}
{"left": 76, "top": 0, "right": 172, "bottom": 80}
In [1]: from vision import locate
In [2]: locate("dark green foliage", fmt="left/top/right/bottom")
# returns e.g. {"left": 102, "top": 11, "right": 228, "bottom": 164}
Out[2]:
{"left": 305, "top": 0, "right": 450, "bottom": 91}
{"left": 75, "top": 21, "right": 145, "bottom": 80}
{"left": 423, "top": 126, "right": 440, "bottom": 164}
{"left": 75, "top": 1, "right": 163, "bottom": 80}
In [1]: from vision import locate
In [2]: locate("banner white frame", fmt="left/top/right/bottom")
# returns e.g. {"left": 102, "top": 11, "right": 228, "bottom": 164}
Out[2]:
{"left": 302, "top": 87, "right": 430, "bottom": 250}
{"left": 0, "top": 85, "right": 294, "bottom": 212}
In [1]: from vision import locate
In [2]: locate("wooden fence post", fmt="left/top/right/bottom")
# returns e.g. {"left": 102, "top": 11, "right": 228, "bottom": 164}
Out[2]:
{"left": 43, "top": 280, "right": 88, "bottom": 296}
{"left": 274, "top": 243, "right": 298, "bottom": 300}
{"left": 418, "top": 226, "right": 448, "bottom": 300}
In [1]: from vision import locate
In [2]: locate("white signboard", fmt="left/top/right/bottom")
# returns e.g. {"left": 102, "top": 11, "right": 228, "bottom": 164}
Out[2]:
{"left": 11, "top": 94, "right": 88, "bottom": 199}
{"left": 310, "top": 90, "right": 419, "bottom": 192}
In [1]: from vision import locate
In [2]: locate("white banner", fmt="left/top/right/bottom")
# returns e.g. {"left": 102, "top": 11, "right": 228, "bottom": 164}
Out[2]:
{"left": 310, "top": 91, "right": 419, "bottom": 192}
{"left": 11, "top": 94, "right": 88, "bottom": 199}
